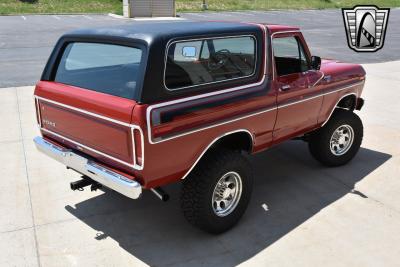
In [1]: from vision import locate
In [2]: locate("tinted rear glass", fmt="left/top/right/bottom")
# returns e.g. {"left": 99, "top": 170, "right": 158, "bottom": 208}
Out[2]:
{"left": 55, "top": 42, "right": 143, "bottom": 99}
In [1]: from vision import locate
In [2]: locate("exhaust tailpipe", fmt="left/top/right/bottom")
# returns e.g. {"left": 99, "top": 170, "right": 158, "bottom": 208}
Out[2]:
{"left": 150, "top": 187, "right": 169, "bottom": 202}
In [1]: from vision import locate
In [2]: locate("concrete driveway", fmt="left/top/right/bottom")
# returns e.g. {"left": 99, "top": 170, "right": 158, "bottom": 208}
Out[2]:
{"left": 1, "top": 59, "right": 399, "bottom": 266}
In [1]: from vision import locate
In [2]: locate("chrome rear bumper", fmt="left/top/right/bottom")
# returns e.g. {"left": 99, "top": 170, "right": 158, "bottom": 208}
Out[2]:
{"left": 33, "top": 136, "right": 142, "bottom": 199}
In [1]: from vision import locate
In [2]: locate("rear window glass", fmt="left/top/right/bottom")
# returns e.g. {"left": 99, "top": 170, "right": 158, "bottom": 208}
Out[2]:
{"left": 55, "top": 42, "right": 143, "bottom": 99}
{"left": 165, "top": 36, "right": 256, "bottom": 90}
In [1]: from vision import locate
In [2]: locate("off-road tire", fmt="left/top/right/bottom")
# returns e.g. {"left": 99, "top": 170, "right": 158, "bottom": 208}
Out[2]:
{"left": 309, "top": 109, "right": 363, "bottom": 166}
{"left": 181, "top": 149, "right": 253, "bottom": 234}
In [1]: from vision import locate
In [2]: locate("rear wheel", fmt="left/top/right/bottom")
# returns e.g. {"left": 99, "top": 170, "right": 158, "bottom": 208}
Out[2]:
{"left": 181, "top": 149, "right": 253, "bottom": 234}
{"left": 308, "top": 109, "right": 363, "bottom": 166}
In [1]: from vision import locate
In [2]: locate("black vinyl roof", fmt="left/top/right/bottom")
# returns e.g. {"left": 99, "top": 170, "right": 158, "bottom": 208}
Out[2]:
{"left": 64, "top": 20, "right": 262, "bottom": 44}
{"left": 42, "top": 20, "right": 266, "bottom": 103}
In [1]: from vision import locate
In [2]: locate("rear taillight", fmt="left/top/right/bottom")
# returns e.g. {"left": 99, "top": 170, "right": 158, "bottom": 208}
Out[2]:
{"left": 34, "top": 97, "right": 41, "bottom": 127}
{"left": 132, "top": 127, "right": 144, "bottom": 170}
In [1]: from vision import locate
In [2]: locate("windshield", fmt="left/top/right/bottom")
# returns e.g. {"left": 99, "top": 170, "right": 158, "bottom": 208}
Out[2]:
{"left": 55, "top": 42, "right": 143, "bottom": 99}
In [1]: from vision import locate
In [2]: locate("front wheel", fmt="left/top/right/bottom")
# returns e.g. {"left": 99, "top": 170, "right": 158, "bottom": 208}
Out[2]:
{"left": 181, "top": 149, "right": 253, "bottom": 234}
{"left": 308, "top": 109, "right": 363, "bottom": 166}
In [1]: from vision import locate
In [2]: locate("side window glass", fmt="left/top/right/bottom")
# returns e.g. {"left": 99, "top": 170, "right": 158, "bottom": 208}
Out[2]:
{"left": 165, "top": 36, "right": 256, "bottom": 90}
{"left": 273, "top": 36, "right": 309, "bottom": 76}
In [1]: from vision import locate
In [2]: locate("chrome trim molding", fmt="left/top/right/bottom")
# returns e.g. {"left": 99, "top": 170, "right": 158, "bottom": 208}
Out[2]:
{"left": 149, "top": 81, "right": 363, "bottom": 144}
{"left": 35, "top": 96, "right": 132, "bottom": 127}
{"left": 152, "top": 106, "right": 276, "bottom": 144}
{"left": 181, "top": 129, "right": 254, "bottom": 180}
{"left": 279, "top": 93, "right": 322, "bottom": 109}
{"left": 164, "top": 34, "right": 258, "bottom": 91}
{"left": 147, "top": 78, "right": 268, "bottom": 144}
{"left": 34, "top": 136, "right": 142, "bottom": 199}
{"left": 321, "top": 92, "right": 358, "bottom": 127}
{"left": 34, "top": 96, "right": 144, "bottom": 170}
{"left": 278, "top": 81, "right": 363, "bottom": 109}
{"left": 270, "top": 30, "right": 301, "bottom": 37}
{"left": 41, "top": 127, "right": 144, "bottom": 170}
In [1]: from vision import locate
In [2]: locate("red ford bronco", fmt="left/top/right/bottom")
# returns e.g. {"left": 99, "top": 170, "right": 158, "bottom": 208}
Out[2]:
{"left": 34, "top": 21, "right": 365, "bottom": 233}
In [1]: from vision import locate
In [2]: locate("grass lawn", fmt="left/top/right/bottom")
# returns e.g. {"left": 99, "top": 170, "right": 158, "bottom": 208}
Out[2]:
{"left": 0, "top": 0, "right": 122, "bottom": 15}
{"left": 177, "top": 0, "right": 400, "bottom": 11}
{"left": 0, "top": 0, "right": 399, "bottom": 15}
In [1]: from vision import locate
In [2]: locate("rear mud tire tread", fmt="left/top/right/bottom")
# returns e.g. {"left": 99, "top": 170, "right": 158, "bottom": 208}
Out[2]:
{"left": 181, "top": 149, "right": 253, "bottom": 234}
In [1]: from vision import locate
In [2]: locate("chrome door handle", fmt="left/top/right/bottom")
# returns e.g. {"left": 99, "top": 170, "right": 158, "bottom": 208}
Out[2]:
{"left": 280, "top": 85, "right": 291, "bottom": 91}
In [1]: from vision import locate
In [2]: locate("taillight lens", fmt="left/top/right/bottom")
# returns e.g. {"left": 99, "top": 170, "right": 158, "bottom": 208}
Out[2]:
{"left": 133, "top": 129, "right": 143, "bottom": 166}
{"left": 35, "top": 98, "right": 41, "bottom": 126}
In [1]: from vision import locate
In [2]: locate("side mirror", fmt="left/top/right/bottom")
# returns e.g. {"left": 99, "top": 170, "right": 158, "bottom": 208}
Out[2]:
{"left": 311, "top": 56, "right": 321, "bottom": 70}
{"left": 182, "top": 46, "right": 197, "bottom": 58}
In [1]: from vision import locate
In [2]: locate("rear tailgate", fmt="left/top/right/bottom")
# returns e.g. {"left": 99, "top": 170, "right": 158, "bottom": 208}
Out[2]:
{"left": 35, "top": 81, "right": 143, "bottom": 172}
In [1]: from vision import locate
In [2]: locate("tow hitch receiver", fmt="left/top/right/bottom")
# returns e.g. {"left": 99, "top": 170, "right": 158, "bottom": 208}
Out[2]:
{"left": 70, "top": 176, "right": 102, "bottom": 191}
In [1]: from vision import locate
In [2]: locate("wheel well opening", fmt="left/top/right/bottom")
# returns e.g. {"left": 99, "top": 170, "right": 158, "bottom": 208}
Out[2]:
{"left": 337, "top": 95, "right": 357, "bottom": 111}
{"left": 212, "top": 132, "right": 253, "bottom": 154}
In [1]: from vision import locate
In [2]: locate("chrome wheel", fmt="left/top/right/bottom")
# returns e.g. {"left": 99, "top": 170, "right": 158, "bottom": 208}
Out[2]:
{"left": 330, "top": 124, "right": 354, "bottom": 156}
{"left": 212, "top": 171, "right": 243, "bottom": 217}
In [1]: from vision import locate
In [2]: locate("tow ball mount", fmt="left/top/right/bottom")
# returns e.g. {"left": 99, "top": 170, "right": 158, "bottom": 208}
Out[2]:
{"left": 70, "top": 176, "right": 102, "bottom": 192}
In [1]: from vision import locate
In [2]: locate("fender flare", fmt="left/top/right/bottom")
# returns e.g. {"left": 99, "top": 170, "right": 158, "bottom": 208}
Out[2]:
{"left": 181, "top": 129, "right": 254, "bottom": 180}
{"left": 321, "top": 93, "right": 357, "bottom": 127}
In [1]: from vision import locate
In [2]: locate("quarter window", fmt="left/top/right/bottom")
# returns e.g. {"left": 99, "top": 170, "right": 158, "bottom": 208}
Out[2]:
{"left": 165, "top": 36, "right": 256, "bottom": 90}
{"left": 273, "top": 36, "right": 309, "bottom": 76}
